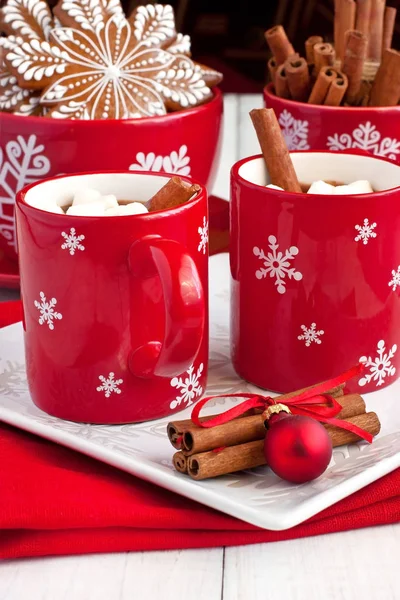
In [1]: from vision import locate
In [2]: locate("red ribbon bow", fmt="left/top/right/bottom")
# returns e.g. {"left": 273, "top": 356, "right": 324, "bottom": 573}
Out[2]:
{"left": 191, "top": 364, "right": 373, "bottom": 443}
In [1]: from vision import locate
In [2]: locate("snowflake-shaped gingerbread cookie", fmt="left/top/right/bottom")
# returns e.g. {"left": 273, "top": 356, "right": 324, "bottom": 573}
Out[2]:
{"left": 3, "top": 0, "right": 222, "bottom": 119}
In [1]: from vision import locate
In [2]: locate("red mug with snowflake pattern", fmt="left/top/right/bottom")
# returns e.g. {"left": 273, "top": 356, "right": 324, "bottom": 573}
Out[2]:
{"left": 16, "top": 171, "right": 208, "bottom": 424}
{"left": 0, "top": 88, "right": 222, "bottom": 262}
{"left": 264, "top": 84, "right": 400, "bottom": 162}
{"left": 230, "top": 151, "right": 400, "bottom": 394}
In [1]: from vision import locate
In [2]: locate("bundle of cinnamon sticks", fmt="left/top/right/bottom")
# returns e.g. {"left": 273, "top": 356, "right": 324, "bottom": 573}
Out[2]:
{"left": 266, "top": 1, "right": 400, "bottom": 107}
{"left": 167, "top": 382, "right": 381, "bottom": 480}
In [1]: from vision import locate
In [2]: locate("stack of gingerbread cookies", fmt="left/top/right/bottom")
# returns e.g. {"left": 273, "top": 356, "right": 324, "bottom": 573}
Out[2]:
{"left": 0, "top": 0, "right": 222, "bottom": 119}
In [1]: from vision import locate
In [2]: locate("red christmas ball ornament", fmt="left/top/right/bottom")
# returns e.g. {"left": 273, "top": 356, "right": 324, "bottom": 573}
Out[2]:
{"left": 263, "top": 404, "right": 333, "bottom": 484}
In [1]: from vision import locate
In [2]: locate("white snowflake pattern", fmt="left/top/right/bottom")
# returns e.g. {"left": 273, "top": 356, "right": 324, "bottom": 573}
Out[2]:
{"left": 298, "top": 323, "right": 325, "bottom": 347}
{"left": 198, "top": 216, "right": 208, "bottom": 254}
{"left": 0, "top": 134, "right": 51, "bottom": 250}
{"left": 34, "top": 291, "right": 62, "bottom": 330}
{"left": 278, "top": 109, "right": 310, "bottom": 150}
{"left": 170, "top": 363, "right": 204, "bottom": 410}
{"left": 253, "top": 235, "right": 303, "bottom": 294}
{"left": 0, "top": 360, "right": 27, "bottom": 397}
{"left": 358, "top": 339, "right": 397, "bottom": 387}
{"left": 388, "top": 266, "right": 400, "bottom": 292}
{"left": 129, "top": 145, "right": 191, "bottom": 176}
{"left": 61, "top": 227, "right": 85, "bottom": 255}
{"left": 96, "top": 372, "right": 123, "bottom": 398}
{"left": 354, "top": 218, "right": 377, "bottom": 245}
{"left": 327, "top": 122, "right": 400, "bottom": 161}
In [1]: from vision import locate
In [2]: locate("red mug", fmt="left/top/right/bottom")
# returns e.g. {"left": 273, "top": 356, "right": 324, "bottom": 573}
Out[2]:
{"left": 16, "top": 171, "right": 208, "bottom": 424}
{"left": 264, "top": 83, "right": 400, "bottom": 162}
{"left": 230, "top": 151, "right": 400, "bottom": 394}
{"left": 0, "top": 88, "right": 223, "bottom": 262}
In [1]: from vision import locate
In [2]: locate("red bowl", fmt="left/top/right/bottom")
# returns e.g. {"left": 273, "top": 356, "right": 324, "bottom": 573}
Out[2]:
{"left": 264, "top": 82, "right": 400, "bottom": 163}
{"left": 0, "top": 89, "right": 223, "bottom": 261}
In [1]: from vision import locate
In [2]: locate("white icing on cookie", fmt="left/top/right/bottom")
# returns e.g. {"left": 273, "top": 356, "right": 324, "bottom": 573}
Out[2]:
{"left": 132, "top": 4, "right": 175, "bottom": 48}
{"left": 50, "top": 100, "right": 91, "bottom": 119}
{"left": 14, "top": 94, "right": 41, "bottom": 114}
{"left": 154, "top": 60, "right": 211, "bottom": 108}
{"left": 1, "top": 0, "right": 53, "bottom": 40}
{"left": 168, "top": 33, "right": 191, "bottom": 55}
{"left": 6, "top": 39, "right": 69, "bottom": 82}
{"left": 59, "top": 0, "right": 106, "bottom": 33}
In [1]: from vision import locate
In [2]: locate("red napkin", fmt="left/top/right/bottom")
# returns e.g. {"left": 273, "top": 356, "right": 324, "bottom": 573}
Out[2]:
{"left": 1, "top": 224, "right": 399, "bottom": 558}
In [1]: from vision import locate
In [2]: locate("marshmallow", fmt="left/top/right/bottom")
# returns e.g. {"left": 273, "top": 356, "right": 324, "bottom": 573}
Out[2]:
{"left": 104, "top": 207, "right": 120, "bottom": 216}
{"left": 34, "top": 198, "right": 65, "bottom": 214}
{"left": 347, "top": 180, "right": 374, "bottom": 194}
{"left": 266, "top": 184, "right": 284, "bottom": 191}
{"left": 333, "top": 185, "right": 354, "bottom": 195}
{"left": 118, "top": 202, "right": 149, "bottom": 215}
{"left": 67, "top": 202, "right": 106, "bottom": 216}
{"left": 307, "top": 180, "right": 335, "bottom": 195}
{"left": 101, "top": 194, "right": 118, "bottom": 209}
{"left": 72, "top": 188, "right": 102, "bottom": 206}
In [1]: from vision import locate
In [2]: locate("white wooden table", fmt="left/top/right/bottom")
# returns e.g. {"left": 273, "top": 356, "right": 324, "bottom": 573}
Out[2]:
{"left": 0, "top": 95, "right": 399, "bottom": 600}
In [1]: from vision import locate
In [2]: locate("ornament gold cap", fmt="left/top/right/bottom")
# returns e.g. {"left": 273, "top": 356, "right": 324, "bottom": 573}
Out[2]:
{"left": 262, "top": 403, "right": 291, "bottom": 423}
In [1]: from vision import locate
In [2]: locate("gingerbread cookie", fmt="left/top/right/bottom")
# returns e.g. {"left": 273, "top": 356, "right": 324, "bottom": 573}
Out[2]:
{"left": 0, "top": 0, "right": 56, "bottom": 115}
{"left": 2, "top": 0, "right": 223, "bottom": 119}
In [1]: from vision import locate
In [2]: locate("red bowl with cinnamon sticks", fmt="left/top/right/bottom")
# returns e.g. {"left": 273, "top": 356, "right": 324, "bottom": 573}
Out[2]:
{"left": 264, "top": 83, "right": 400, "bottom": 163}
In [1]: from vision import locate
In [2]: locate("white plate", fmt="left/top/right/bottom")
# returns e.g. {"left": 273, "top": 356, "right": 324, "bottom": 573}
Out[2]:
{"left": 0, "top": 253, "right": 399, "bottom": 531}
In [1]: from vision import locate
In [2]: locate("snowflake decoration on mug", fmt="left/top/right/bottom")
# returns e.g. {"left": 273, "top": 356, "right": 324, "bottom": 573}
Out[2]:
{"left": 61, "top": 227, "right": 85, "bottom": 255}
{"left": 298, "top": 323, "right": 324, "bottom": 347}
{"left": 198, "top": 216, "right": 209, "bottom": 254}
{"left": 253, "top": 235, "right": 303, "bottom": 294}
{"left": 326, "top": 121, "right": 400, "bottom": 161}
{"left": 170, "top": 363, "right": 204, "bottom": 409}
{"left": 354, "top": 218, "right": 377, "bottom": 245}
{"left": 129, "top": 145, "right": 191, "bottom": 176}
{"left": 34, "top": 291, "right": 63, "bottom": 330}
{"left": 96, "top": 372, "right": 123, "bottom": 398}
{"left": 388, "top": 266, "right": 400, "bottom": 292}
{"left": 358, "top": 340, "right": 397, "bottom": 387}
{"left": 278, "top": 109, "right": 310, "bottom": 150}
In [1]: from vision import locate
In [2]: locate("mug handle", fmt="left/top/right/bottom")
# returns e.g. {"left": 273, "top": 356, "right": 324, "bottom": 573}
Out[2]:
{"left": 128, "top": 234, "right": 205, "bottom": 379}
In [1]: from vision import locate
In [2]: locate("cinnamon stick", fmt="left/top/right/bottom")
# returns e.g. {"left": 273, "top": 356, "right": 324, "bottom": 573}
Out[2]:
{"left": 186, "top": 412, "right": 381, "bottom": 480}
{"left": 264, "top": 25, "right": 295, "bottom": 65}
{"left": 305, "top": 35, "right": 324, "bottom": 64}
{"left": 249, "top": 108, "right": 302, "bottom": 192}
{"left": 167, "top": 409, "right": 257, "bottom": 449}
{"left": 324, "top": 412, "right": 381, "bottom": 446}
{"left": 353, "top": 79, "right": 372, "bottom": 105}
{"left": 324, "top": 73, "right": 349, "bottom": 105}
{"left": 342, "top": 30, "right": 368, "bottom": 104}
{"left": 335, "top": 0, "right": 357, "bottom": 62}
{"left": 268, "top": 57, "right": 278, "bottom": 83}
{"left": 369, "top": 48, "right": 400, "bottom": 105}
{"left": 368, "top": 0, "right": 386, "bottom": 61}
{"left": 285, "top": 57, "right": 311, "bottom": 102}
{"left": 308, "top": 67, "right": 337, "bottom": 104}
{"left": 355, "top": 0, "right": 372, "bottom": 36}
{"left": 146, "top": 177, "right": 200, "bottom": 212}
{"left": 313, "top": 43, "right": 336, "bottom": 74}
{"left": 188, "top": 440, "right": 266, "bottom": 480}
{"left": 168, "top": 382, "right": 345, "bottom": 449}
{"left": 382, "top": 6, "right": 397, "bottom": 51}
{"left": 274, "top": 64, "right": 291, "bottom": 98}
{"left": 173, "top": 452, "right": 188, "bottom": 474}
{"left": 181, "top": 393, "right": 366, "bottom": 456}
